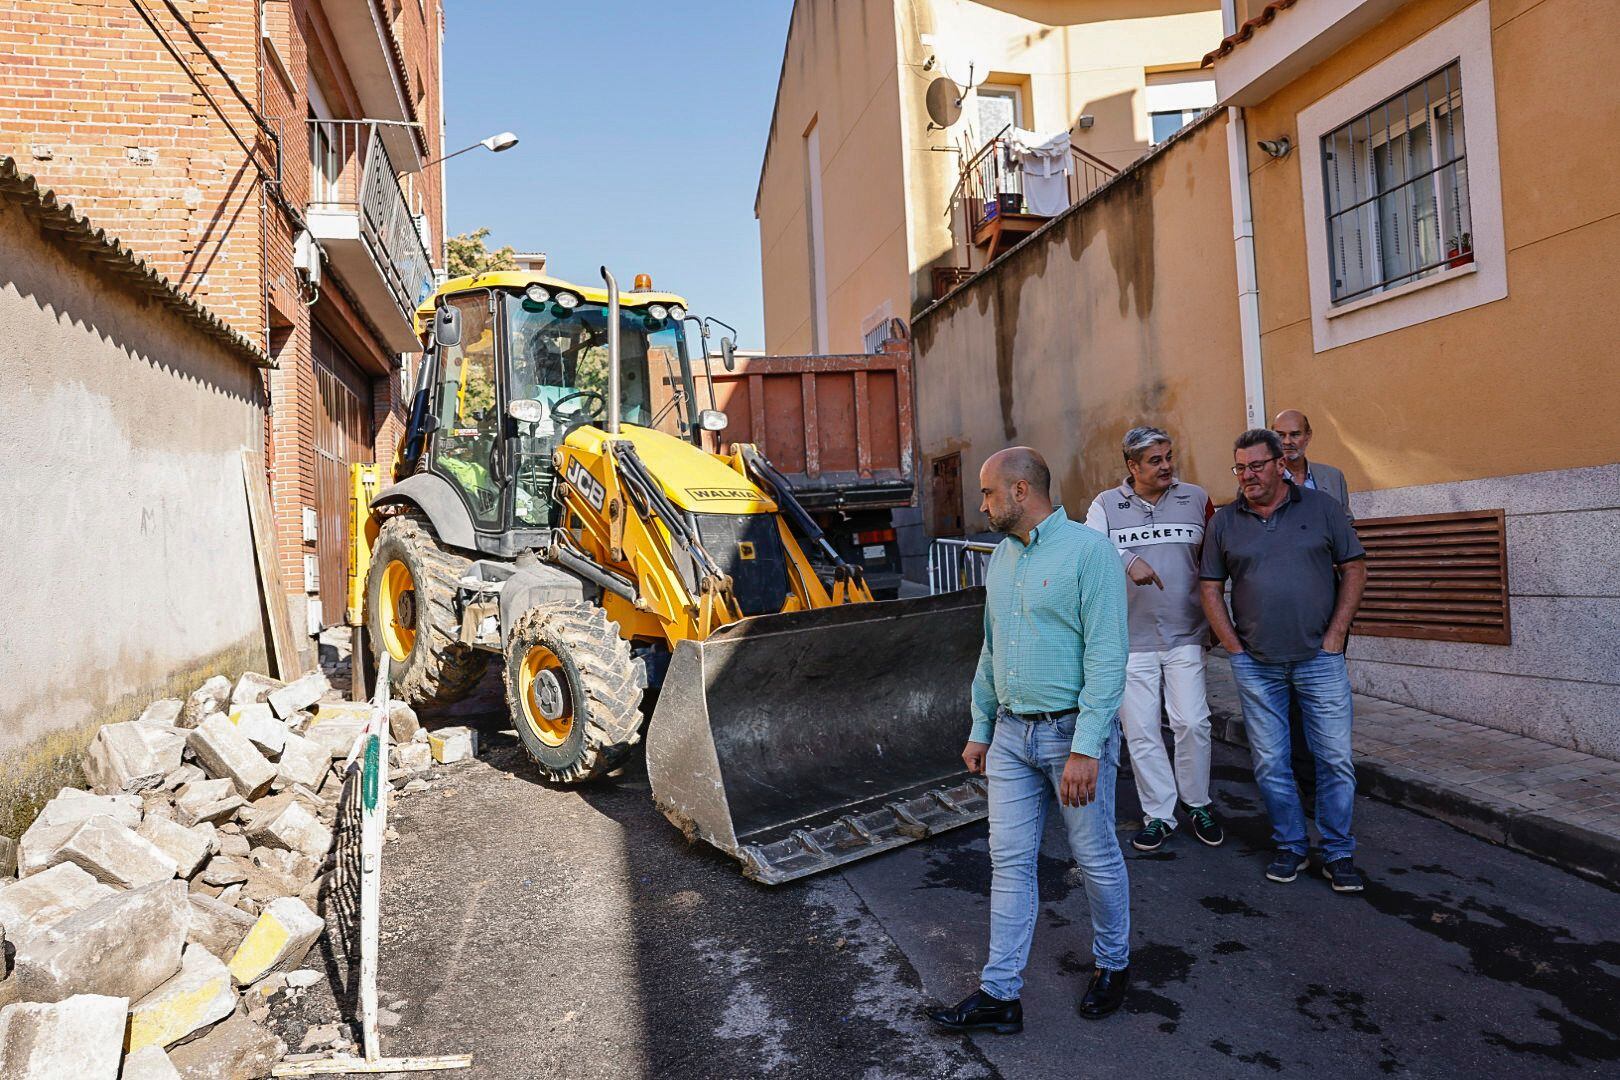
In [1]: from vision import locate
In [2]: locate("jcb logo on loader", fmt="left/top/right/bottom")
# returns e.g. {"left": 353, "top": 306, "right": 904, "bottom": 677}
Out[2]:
{"left": 565, "top": 459, "right": 606, "bottom": 511}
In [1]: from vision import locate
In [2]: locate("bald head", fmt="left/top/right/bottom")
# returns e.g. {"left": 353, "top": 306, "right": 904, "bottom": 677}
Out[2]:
{"left": 1271, "top": 409, "right": 1312, "bottom": 464}
{"left": 979, "top": 447, "right": 1054, "bottom": 538}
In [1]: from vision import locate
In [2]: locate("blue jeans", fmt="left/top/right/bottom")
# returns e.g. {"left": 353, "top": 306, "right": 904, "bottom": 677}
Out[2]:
{"left": 1228, "top": 649, "right": 1357, "bottom": 861}
{"left": 980, "top": 709, "right": 1130, "bottom": 1000}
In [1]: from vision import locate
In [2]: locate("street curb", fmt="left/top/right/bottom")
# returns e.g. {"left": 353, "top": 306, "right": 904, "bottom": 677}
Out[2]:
{"left": 1208, "top": 706, "right": 1620, "bottom": 891}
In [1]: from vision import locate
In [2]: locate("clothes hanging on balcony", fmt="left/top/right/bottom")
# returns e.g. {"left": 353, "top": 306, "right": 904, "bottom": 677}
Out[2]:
{"left": 1009, "top": 128, "right": 1072, "bottom": 217}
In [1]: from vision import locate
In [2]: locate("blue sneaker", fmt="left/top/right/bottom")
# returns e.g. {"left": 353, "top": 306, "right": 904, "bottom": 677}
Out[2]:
{"left": 1265, "top": 850, "right": 1309, "bottom": 883}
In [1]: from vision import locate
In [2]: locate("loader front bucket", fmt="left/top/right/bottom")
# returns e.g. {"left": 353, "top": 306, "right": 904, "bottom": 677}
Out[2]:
{"left": 645, "top": 588, "right": 989, "bottom": 884}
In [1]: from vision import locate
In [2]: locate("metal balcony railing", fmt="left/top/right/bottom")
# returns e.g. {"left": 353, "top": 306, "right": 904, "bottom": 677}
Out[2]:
{"left": 950, "top": 125, "right": 1120, "bottom": 235}
{"left": 308, "top": 119, "right": 432, "bottom": 319}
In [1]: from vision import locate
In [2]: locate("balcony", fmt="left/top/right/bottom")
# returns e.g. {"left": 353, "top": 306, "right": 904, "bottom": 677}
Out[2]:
{"left": 306, "top": 120, "right": 433, "bottom": 352}
{"left": 947, "top": 127, "right": 1120, "bottom": 266}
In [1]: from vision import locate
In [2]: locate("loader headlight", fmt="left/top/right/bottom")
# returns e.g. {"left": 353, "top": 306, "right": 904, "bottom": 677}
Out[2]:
{"left": 669, "top": 304, "right": 686, "bottom": 321}
{"left": 646, "top": 304, "right": 668, "bottom": 320}
{"left": 554, "top": 291, "right": 580, "bottom": 310}
{"left": 525, "top": 284, "right": 550, "bottom": 304}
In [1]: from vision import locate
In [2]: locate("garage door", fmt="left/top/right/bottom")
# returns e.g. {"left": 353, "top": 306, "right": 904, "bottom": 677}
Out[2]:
{"left": 313, "top": 327, "right": 374, "bottom": 628}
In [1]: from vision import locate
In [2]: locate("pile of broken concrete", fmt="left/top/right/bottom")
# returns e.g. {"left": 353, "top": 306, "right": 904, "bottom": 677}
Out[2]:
{"left": 0, "top": 668, "right": 470, "bottom": 1079}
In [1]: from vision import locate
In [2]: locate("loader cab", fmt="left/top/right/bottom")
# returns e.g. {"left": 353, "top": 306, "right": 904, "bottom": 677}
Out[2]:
{"left": 412, "top": 273, "right": 703, "bottom": 557}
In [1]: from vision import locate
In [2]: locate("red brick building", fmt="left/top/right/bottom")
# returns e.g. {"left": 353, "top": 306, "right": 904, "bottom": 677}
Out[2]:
{"left": 0, "top": 0, "right": 446, "bottom": 657}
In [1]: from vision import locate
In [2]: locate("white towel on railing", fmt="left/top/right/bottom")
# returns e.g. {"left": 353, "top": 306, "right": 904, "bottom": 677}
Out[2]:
{"left": 1009, "top": 128, "right": 1071, "bottom": 215}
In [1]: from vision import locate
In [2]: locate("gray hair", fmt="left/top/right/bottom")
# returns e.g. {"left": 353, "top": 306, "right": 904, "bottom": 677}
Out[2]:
{"left": 1122, "top": 426, "right": 1171, "bottom": 464}
{"left": 1234, "top": 428, "right": 1284, "bottom": 458}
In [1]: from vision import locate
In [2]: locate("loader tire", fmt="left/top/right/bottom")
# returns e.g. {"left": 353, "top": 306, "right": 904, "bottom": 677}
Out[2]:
{"left": 365, "top": 514, "right": 488, "bottom": 711}
{"left": 504, "top": 602, "right": 643, "bottom": 784}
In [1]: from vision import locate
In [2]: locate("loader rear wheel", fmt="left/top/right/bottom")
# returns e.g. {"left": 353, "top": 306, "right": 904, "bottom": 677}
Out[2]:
{"left": 504, "top": 602, "right": 642, "bottom": 784}
{"left": 365, "top": 514, "right": 488, "bottom": 711}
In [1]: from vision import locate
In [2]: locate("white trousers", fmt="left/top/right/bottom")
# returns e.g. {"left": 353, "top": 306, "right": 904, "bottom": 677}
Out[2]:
{"left": 1120, "top": 644, "right": 1212, "bottom": 825}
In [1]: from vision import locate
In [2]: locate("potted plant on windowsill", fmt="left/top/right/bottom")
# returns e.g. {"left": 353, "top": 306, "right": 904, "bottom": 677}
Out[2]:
{"left": 1447, "top": 231, "right": 1474, "bottom": 269}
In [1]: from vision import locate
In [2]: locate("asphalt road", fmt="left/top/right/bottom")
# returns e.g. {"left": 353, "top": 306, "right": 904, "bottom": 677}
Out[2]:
{"left": 283, "top": 725, "right": 1620, "bottom": 1079}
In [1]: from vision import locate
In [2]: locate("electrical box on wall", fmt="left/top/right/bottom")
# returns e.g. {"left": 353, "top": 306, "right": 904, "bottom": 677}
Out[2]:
{"left": 302, "top": 507, "right": 318, "bottom": 543}
{"left": 303, "top": 554, "right": 320, "bottom": 594}
{"left": 306, "top": 600, "right": 322, "bottom": 637}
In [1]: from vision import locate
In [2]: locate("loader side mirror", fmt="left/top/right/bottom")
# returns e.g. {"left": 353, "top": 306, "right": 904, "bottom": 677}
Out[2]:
{"left": 720, "top": 335, "right": 736, "bottom": 372}
{"left": 698, "top": 409, "right": 729, "bottom": 432}
{"left": 434, "top": 305, "right": 462, "bottom": 349}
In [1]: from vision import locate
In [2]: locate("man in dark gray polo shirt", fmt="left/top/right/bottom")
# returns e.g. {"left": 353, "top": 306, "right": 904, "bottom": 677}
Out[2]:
{"left": 1199, "top": 429, "right": 1369, "bottom": 893}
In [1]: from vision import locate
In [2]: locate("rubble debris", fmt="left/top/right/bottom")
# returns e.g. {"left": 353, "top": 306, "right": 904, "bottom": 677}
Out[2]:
{"left": 187, "top": 717, "right": 276, "bottom": 800}
{"left": 273, "top": 733, "right": 328, "bottom": 791}
{"left": 393, "top": 741, "right": 433, "bottom": 772}
{"left": 121, "top": 1044, "right": 184, "bottom": 1080}
{"left": 163, "top": 764, "right": 205, "bottom": 791}
{"left": 199, "top": 856, "right": 252, "bottom": 889}
{"left": 283, "top": 968, "right": 321, "bottom": 989}
{"left": 138, "top": 699, "right": 185, "bottom": 727}
{"left": 18, "top": 789, "right": 143, "bottom": 876}
{"left": 228, "top": 896, "right": 322, "bottom": 985}
{"left": 228, "top": 704, "right": 288, "bottom": 759}
{"left": 50, "top": 815, "right": 178, "bottom": 888}
{"left": 174, "top": 779, "right": 244, "bottom": 828}
{"left": 13, "top": 879, "right": 188, "bottom": 1003}
{"left": 0, "top": 993, "right": 129, "bottom": 1079}
{"left": 0, "top": 862, "right": 116, "bottom": 945}
{"left": 267, "top": 672, "right": 329, "bottom": 720}
{"left": 218, "top": 832, "right": 251, "bottom": 858}
{"left": 127, "top": 944, "right": 237, "bottom": 1052}
{"left": 245, "top": 799, "right": 331, "bottom": 859}
{"left": 304, "top": 703, "right": 371, "bottom": 759}
{"left": 166, "top": 1012, "right": 286, "bottom": 1080}
{"left": 186, "top": 893, "right": 256, "bottom": 963}
{"left": 83, "top": 721, "right": 184, "bottom": 795}
{"left": 231, "top": 672, "right": 284, "bottom": 708}
{"left": 179, "top": 676, "right": 232, "bottom": 728}
{"left": 138, "top": 817, "right": 216, "bottom": 880}
{"left": 428, "top": 726, "right": 478, "bottom": 764}
{"left": 388, "top": 701, "right": 421, "bottom": 743}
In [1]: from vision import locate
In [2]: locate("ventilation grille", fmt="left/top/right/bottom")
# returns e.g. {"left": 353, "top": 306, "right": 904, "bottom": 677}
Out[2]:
{"left": 1352, "top": 509, "right": 1510, "bottom": 645}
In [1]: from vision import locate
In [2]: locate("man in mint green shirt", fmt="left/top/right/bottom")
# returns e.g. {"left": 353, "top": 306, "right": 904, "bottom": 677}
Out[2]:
{"left": 929, "top": 447, "right": 1133, "bottom": 1036}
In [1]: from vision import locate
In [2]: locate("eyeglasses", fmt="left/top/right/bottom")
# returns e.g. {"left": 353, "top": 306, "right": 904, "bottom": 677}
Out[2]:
{"left": 1231, "top": 457, "right": 1279, "bottom": 476}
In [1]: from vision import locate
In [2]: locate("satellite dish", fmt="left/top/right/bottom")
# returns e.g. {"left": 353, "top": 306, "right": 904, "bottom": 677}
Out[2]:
{"left": 939, "top": 47, "right": 989, "bottom": 91}
{"left": 925, "top": 77, "right": 963, "bottom": 128}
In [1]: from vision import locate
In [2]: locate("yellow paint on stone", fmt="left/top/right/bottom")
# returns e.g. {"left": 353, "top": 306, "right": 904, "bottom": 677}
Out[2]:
{"left": 228, "top": 911, "right": 293, "bottom": 985}
{"left": 126, "top": 974, "right": 233, "bottom": 1052}
{"left": 427, "top": 732, "right": 449, "bottom": 763}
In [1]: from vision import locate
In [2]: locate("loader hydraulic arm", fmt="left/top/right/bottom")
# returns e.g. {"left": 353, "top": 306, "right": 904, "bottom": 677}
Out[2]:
{"left": 737, "top": 445, "right": 873, "bottom": 604}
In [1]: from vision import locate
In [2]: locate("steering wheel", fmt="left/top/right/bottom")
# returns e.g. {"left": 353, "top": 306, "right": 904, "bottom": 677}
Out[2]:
{"left": 550, "top": 390, "right": 606, "bottom": 423}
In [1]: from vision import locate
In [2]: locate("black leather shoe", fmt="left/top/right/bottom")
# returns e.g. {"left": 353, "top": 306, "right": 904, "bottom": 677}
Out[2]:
{"left": 1079, "top": 966, "right": 1130, "bottom": 1019}
{"left": 927, "top": 989, "right": 1023, "bottom": 1034}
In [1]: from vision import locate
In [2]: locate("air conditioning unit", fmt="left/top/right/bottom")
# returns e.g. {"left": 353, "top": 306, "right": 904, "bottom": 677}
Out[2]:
{"left": 293, "top": 230, "right": 323, "bottom": 289}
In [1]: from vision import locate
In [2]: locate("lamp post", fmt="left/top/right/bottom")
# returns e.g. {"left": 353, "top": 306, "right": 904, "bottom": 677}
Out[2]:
{"left": 426, "top": 131, "right": 518, "bottom": 168}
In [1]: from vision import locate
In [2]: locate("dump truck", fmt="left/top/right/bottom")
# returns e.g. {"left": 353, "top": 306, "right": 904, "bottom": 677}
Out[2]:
{"left": 348, "top": 268, "right": 985, "bottom": 883}
{"left": 671, "top": 348, "right": 916, "bottom": 598}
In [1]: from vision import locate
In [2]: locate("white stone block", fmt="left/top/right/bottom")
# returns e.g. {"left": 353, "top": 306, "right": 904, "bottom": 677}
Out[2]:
{"left": 50, "top": 815, "right": 178, "bottom": 888}
{"left": 14, "top": 880, "right": 189, "bottom": 1003}
{"left": 245, "top": 799, "right": 331, "bottom": 859}
{"left": 128, "top": 944, "right": 237, "bottom": 1052}
{"left": 392, "top": 741, "right": 433, "bottom": 772}
{"left": 83, "top": 721, "right": 181, "bottom": 794}
{"left": 387, "top": 701, "right": 420, "bottom": 743}
{"left": 304, "top": 703, "right": 371, "bottom": 759}
{"left": 0, "top": 994, "right": 128, "bottom": 1079}
{"left": 228, "top": 703, "right": 287, "bottom": 759}
{"left": 173, "top": 778, "right": 244, "bottom": 827}
{"left": 273, "top": 732, "right": 328, "bottom": 792}
{"left": 166, "top": 1013, "right": 285, "bottom": 1080}
{"left": 187, "top": 716, "right": 276, "bottom": 799}
{"left": 138, "top": 699, "right": 184, "bottom": 727}
{"left": 267, "top": 671, "right": 329, "bottom": 719}
{"left": 227, "top": 896, "right": 323, "bottom": 985}
{"left": 428, "top": 726, "right": 478, "bottom": 764}
{"left": 230, "top": 671, "right": 284, "bottom": 707}
{"left": 179, "top": 675, "right": 232, "bottom": 728}
{"left": 121, "top": 1044, "right": 184, "bottom": 1080}
{"left": 0, "top": 862, "right": 115, "bottom": 945}
{"left": 186, "top": 893, "right": 256, "bottom": 963}
{"left": 138, "top": 816, "right": 215, "bottom": 879}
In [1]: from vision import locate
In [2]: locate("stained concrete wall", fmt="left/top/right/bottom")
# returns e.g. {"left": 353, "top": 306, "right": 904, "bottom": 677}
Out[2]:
{"left": 911, "top": 112, "right": 1245, "bottom": 545}
{"left": 1347, "top": 466, "right": 1620, "bottom": 759}
{"left": 0, "top": 201, "right": 269, "bottom": 832}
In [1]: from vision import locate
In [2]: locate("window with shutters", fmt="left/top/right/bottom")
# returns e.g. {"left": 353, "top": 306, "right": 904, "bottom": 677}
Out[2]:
{"left": 1322, "top": 62, "right": 1471, "bottom": 304}
{"left": 1351, "top": 509, "right": 1510, "bottom": 645}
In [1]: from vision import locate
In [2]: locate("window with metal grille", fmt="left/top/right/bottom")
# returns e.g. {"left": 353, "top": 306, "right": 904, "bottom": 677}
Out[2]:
{"left": 1322, "top": 60, "right": 1472, "bottom": 304}
{"left": 1351, "top": 509, "right": 1510, "bottom": 645}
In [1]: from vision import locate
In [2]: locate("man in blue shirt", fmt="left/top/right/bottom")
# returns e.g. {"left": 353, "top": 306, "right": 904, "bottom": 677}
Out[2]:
{"left": 929, "top": 447, "right": 1132, "bottom": 1035}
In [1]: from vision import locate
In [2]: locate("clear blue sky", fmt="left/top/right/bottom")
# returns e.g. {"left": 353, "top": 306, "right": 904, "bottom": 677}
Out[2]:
{"left": 441, "top": 2, "right": 792, "bottom": 350}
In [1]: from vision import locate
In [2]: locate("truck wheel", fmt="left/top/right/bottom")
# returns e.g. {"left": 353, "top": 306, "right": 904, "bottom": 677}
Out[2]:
{"left": 504, "top": 602, "right": 643, "bottom": 784}
{"left": 365, "top": 514, "right": 488, "bottom": 710}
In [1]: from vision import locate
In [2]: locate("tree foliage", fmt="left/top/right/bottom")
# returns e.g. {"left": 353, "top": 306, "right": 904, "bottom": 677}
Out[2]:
{"left": 446, "top": 227, "right": 518, "bottom": 278}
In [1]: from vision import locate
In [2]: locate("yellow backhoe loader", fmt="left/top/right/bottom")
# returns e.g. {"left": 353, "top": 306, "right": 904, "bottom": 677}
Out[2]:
{"left": 348, "top": 267, "right": 986, "bottom": 883}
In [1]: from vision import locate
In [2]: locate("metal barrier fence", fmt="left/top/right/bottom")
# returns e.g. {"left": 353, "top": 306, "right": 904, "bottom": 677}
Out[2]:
{"left": 927, "top": 538, "right": 997, "bottom": 594}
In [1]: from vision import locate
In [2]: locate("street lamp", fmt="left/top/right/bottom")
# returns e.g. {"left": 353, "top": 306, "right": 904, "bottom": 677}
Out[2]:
{"left": 426, "top": 131, "right": 518, "bottom": 167}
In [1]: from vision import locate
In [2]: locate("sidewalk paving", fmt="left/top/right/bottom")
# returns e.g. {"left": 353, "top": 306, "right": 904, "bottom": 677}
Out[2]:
{"left": 1204, "top": 653, "right": 1620, "bottom": 888}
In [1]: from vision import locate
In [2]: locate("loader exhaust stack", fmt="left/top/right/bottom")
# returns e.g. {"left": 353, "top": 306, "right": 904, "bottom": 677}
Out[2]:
{"left": 645, "top": 589, "right": 989, "bottom": 884}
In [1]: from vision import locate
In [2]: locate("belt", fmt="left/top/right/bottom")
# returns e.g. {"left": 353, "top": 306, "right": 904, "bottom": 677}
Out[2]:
{"left": 1008, "top": 708, "right": 1078, "bottom": 724}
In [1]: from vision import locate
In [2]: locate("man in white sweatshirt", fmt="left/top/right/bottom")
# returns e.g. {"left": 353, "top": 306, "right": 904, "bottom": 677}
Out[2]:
{"left": 1084, "top": 427, "right": 1222, "bottom": 852}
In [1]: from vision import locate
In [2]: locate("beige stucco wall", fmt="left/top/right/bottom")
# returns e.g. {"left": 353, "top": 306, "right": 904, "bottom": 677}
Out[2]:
{"left": 911, "top": 114, "right": 1245, "bottom": 533}
{"left": 756, "top": 0, "right": 1225, "bottom": 354}
{"left": 0, "top": 204, "right": 269, "bottom": 831}
{"left": 1241, "top": 0, "right": 1620, "bottom": 491}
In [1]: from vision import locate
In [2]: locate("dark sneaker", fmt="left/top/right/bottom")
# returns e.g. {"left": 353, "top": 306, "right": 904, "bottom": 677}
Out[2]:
{"left": 1322, "top": 858, "right": 1366, "bottom": 893}
{"left": 1265, "top": 850, "right": 1309, "bottom": 883}
{"left": 1186, "top": 804, "right": 1224, "bottom": 847}
{"left": 1131, "top": 819, "right": 1175, "bottom": 852}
